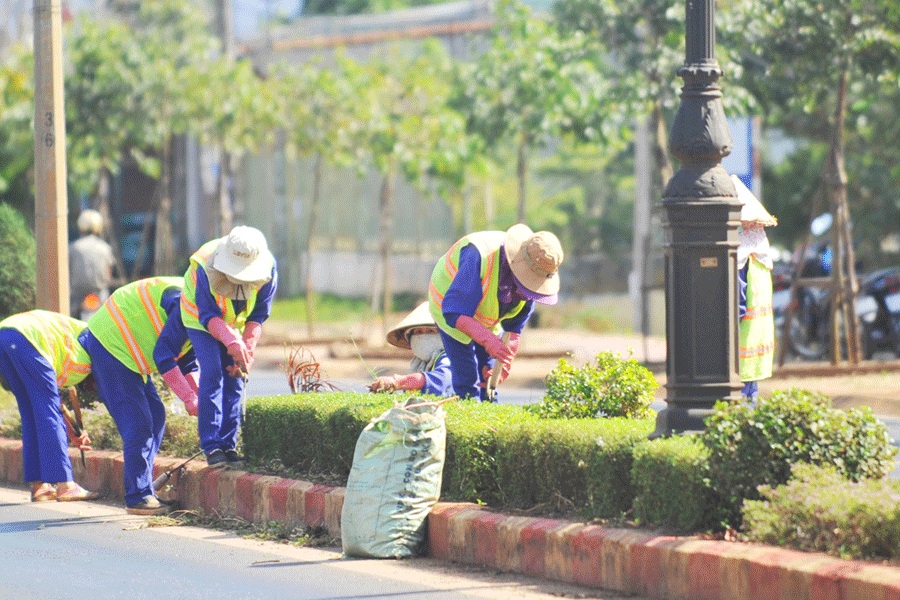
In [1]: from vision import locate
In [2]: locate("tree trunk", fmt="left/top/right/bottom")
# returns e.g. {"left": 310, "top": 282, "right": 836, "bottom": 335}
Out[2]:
{"left": 652, "top": 100, "right": 675, "bottom": 195}
{"left": 304, "top": 153, "right": 323, "bottom": 339}
{"left": 517, "top": 140, "right": 528, "bottom": 223}
{"left": 378, "top": 161, "right": 397, "bottom": 339}
{"left": 827, "top": 69, "right": 860, "bottom": 364}
{"left": 218, "top": 144, "right": 233, "bottom": 238}
{"left": 154, "top": 137, "right": 176, "bottom": 275}
{"left": 94, "top": 163, "right": 127, "bottom": 286}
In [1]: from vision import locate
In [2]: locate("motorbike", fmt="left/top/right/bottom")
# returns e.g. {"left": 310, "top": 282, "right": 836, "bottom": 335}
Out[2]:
{"left": 772, "top": 244, "right": 900, "bottom": 361}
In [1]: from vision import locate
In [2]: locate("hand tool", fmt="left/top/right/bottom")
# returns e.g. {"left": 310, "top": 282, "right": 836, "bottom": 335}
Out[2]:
{"left": 152, "top": 449, "right": 205, "bottom": 491}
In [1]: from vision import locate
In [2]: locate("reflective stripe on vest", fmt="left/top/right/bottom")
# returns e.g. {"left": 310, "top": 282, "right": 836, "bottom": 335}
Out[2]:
{"left": 0, "top": 310, "right": 91, "bottom": 387}
{"left": 89, "top": 277, "right": 184, "bottom": 375}
{"left": 181, "top": 239, "right": 257, "bottom": 332}
{"left": 740, "top": 256, "right": 775, "bottom": 381}
{"left": 429, "top": 231, "right": 525, "bottom": 344}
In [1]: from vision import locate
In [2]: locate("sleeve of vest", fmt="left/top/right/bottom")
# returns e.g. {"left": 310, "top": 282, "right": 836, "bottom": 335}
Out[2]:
{"left": 194, "top": 266, "right": 222, "bottom": 329}
{"left": 246, "top": 264, "right": 278, "bottom": 325}
{"left": 442, "top": 245, "right": 483, "bottom": 328}
{"left": 154, "top": 302, "right": 190, "bottom": 374}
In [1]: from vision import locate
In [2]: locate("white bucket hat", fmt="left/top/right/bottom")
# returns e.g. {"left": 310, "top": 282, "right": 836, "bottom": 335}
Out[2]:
{"left": 504, "top": 224, "right": 564, "bottom": 297}
{"left": 386, "top": 302, "right": 436, "bottom": 350}
{"left": 210, "top": 226, "right": 275, "bottom": 284}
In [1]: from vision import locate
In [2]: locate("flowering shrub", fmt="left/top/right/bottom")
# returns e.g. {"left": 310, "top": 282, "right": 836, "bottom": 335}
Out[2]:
{"left": 743, "top": 463, "right": 900, "bottom": 561}
{"left": 528, "top": 351, "right": 658, "bottom": 419}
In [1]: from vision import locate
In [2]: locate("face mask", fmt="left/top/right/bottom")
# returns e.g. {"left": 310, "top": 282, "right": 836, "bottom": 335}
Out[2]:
{"left": 409, "top": 333, "right": 444, "bottom": 363}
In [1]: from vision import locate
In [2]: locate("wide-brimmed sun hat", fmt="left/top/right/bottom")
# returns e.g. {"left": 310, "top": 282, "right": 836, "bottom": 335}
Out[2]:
{"left": 504, "top": 224, "right": 564, "bottom": 299}
{"left": 386, "top": 302, "right": 437, "bottom": 350}
{"left": 732, "top": 175, "right": 777, "bottom": 227}
{"left": 210, "top": 226, "right": 275, "bottom": 283}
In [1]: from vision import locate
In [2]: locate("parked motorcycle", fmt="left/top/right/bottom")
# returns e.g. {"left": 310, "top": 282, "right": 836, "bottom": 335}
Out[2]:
{"left": 772, "top": 248, "right": 900, "bottom": 361}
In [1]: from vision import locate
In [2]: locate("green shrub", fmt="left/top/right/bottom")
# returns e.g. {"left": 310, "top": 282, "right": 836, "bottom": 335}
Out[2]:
{"left": 743, "top": 463, "right": 900, "bottom": 561}
{"left": 632, "top": 436, "right": 717, "bottom": 532}
{"left": 528, "top": 352, "right": 658, "bottom": 419}
{"left": 242, "top": 392, "right": 391, "bottom": 477}
{"left": 0, "top": 203, "right": 35, "bottom": 319}
{"left": 442, "top": 401, "right": 525, "bottom": 505}
{"left": 702, "top": 388, "right": 897, "bottom": 528}
{"left": 495, "top": 417, "right": 653, "bottom": 518}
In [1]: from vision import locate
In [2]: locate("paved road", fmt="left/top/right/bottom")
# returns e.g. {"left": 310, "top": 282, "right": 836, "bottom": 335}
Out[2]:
{"left": 0, "top": 486, "right": 632, "bottom": 600}
{"left": 247, "top": 368, "right": 900, "bottom": 480}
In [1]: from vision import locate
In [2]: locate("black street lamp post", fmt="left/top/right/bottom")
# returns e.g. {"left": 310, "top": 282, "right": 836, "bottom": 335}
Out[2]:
{"left": 650, "top": 0, "right": 743, "bottom": 438}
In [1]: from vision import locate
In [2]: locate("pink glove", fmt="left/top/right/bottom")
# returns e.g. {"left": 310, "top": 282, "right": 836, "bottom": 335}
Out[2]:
{"left": 186, "top": 371, "right": 199, "bottom": 394}
{"left": 243, "top": 321, "right": 263, "bottom": 353}
{"left": 207, "top": 317, "right": 251, "bottom": 373}
{"left": 161, "top": 367, "right": 199, "bottom": 416}
{"left": 498, "top": 332, "right": 521, "bottom": 384}
{"left": 454, "top": 315, "right": 513, "bottom": 363}
{"left": 367, "top": 372, "right": 426, "bottom": 393}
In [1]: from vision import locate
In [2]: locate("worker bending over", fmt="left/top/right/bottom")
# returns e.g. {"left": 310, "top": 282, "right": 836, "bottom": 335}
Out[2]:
{"left": 0, "top": 311, "right": 98, "bottom": 502}
{"left": 181, "top": 226, "right": 277, "bottom": 468}
{"left": 429, "top": 224, "right": 563, "bottom": 401}
{"left": 82, "top": 277, "right": 198, "bottom": 515}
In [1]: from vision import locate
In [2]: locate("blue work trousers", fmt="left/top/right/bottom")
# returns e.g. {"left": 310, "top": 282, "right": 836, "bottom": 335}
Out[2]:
{"left": 187, "top": 328, "right": 244, "bottom": 454}
{"left": 0, "top": 328, "right": 72, "bottom": 484}
{"left": 80, "top": 331, "right": 165, "bottom": 506}
{"left": 439, "top": 329, "right": 495, "bottom": 402}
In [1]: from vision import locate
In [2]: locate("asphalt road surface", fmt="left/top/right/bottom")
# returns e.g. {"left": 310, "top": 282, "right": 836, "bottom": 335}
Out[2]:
{"left": 0, "top": 486, "right": 634, "bottom": 600}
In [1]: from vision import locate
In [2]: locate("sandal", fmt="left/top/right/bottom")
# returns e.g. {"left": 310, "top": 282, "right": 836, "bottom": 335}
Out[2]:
{"left": 31, "top": 485, "right": 57, "bottom": 502}
{"left": 56, "top": 484, "right": 100, "bottom": 502}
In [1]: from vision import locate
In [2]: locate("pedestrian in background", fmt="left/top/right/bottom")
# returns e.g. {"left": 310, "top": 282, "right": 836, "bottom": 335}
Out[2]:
{"left": 69, "top": 209, "right": 117, "bottom": 320}
{"left": 82, "top": 277, "right": 198, "bottom": 515}
{"left": 180, "top": 226, "right": 277, "bottom": 468}
{"left": 733, "top": 175, "right": 778, "bottom": 403}
{"left": 368, "top": 302, "right": 452, "bottom": 395}
{"left": 429, "top": 224, "right": 564, "bottom": 401}
{"left": 0, "top": 310, "right": 99, "bottom": 502}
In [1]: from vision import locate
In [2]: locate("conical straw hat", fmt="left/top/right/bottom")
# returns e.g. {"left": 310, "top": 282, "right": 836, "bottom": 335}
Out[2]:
{"left": 732, "top": 175, "right": 777, "bottom": 226}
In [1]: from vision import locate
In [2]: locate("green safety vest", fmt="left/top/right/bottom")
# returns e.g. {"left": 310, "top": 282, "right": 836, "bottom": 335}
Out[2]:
{"left": 180, "top": 239, "right": 258, "bottom": 333}
{"left": 0, "top": 310, "right": 91, "bottom": 387}
{"left": 740, "top": 256, "right": 775, "bottom": 382}
{"left": 429, "top": 231, "right": 526, "bottom": 344}
{"left": 88, "top": 277, "right": 187, "bottom": 376}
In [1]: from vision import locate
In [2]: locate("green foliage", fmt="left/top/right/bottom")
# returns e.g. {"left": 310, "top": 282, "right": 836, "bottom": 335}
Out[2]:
{"left": 702, "top": 389, "right": 897, "bottom": 528}
{"left": 529, "top": 352, "right": 658, "bottom": 419}
{"left": 494, "top": 417, "right": 653, "bottom": 519}
{"left": 631, "top": 436, "right": 717, "bottom": 532}
{"left": 0, "top": 204, "right": 35, "bottom": 319}
{"left": 242, "top": 392, "right": 392, "bottom": 478}
{"left": 441, "top": 401, "right": 524, "bottom": 505}
{"left": 743, "top": 463, "right": 900, "bottom": 562}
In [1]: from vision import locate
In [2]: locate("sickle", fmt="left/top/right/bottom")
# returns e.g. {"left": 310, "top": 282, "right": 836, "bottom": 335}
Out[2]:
{"left": 66, "top": 388, "right": 87, "bottom": 469}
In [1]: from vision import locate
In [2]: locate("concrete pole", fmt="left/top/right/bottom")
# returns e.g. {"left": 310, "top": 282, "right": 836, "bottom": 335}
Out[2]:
{"left": 33, "top": 0, "right": 69, "bottom": 314}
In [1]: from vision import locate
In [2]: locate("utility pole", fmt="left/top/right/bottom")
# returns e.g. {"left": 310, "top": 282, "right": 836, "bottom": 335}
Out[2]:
{"left": 33, "top": 0, "right": 69, "bottom": 313}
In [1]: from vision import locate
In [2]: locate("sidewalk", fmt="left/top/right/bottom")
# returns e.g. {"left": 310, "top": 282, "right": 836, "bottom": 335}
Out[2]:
{"left": 1, "top": 438, "right": 897, "bottom": 600}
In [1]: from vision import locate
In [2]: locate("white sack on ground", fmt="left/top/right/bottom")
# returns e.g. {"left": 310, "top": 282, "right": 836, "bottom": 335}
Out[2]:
{"left": 341, "top": 397, "right": 447, "bottom": 559}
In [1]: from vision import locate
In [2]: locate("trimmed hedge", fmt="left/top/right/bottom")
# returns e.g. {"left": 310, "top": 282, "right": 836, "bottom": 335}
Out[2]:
{"left": 244, "top": 392, "right": 653, "bottom": 519}
{"left": 631, "top": 435, "right": 715, "bottom": 533}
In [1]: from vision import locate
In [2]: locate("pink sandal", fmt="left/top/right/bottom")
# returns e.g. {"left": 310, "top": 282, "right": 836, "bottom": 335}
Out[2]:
{"left": 56, "top": 484, "right": 100, "bottom": 502}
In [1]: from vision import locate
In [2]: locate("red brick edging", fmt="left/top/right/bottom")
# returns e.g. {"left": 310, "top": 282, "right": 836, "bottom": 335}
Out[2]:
{"left": 1, "top": 438, "right": 897, "bottom": 599}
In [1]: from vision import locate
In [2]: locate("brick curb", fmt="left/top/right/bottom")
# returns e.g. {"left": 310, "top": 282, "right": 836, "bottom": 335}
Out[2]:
{"left": 2, "top": 438, "right": 898, "bottom": 599}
